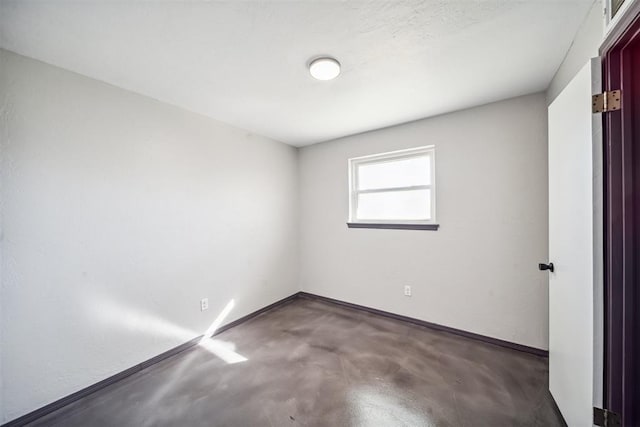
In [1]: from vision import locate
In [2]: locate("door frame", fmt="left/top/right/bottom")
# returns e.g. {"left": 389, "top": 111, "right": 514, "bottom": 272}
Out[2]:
{"left": 600, "top": 2, "right": 640, "bottom": 425}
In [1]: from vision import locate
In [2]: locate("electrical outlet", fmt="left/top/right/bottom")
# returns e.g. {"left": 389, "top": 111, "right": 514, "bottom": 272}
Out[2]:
{"left": 200, "top": 298, "right": 209, "bottom": 311}
{"left": 404, "top": 285, "right": 412, "bottom": 296}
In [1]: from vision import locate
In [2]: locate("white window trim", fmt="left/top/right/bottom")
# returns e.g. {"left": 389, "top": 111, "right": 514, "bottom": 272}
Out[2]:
{"left": 348, "top": 145, "right": 437, "bottom": 226}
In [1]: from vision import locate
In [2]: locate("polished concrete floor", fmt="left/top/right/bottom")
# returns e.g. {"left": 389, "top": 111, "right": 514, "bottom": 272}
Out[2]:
{"left": 30, "top": 298, "right": 563, "bottom": 426}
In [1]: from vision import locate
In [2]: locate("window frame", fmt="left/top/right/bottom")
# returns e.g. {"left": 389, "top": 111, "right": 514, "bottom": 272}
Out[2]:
{"left": 348, "top": 145, "right": 437, "bottom": 228}
{"left": 606, "top": 0, "right": 633, "bottom": 33}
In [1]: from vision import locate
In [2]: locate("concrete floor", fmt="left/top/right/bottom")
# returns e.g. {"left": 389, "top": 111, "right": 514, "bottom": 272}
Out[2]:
{"left": 30, "top": 298, "right": 563, "bottom": 426}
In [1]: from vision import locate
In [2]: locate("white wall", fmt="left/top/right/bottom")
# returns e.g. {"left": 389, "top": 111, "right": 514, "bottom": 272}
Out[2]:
{"left": 547, "top": 0, "right": 604, "bottom": 104}
{"left": 299, "top": 93, "right": 549, "bottom": 350}
{"left": 0, "top": 49, "right": 299, "bottom": 423}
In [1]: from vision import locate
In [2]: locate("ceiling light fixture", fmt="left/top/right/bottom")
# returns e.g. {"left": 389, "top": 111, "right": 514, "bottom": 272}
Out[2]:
{"left": 309, "top": 57, "right": 341, "bottom": 81}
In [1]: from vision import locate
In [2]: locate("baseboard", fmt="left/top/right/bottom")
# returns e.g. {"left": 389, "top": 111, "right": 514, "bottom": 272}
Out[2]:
{"left": 547, "top": 390, "right": 568, "bottom": 427}
{"left": 297, "top": 291, "right": 549, "bottom": 358}
{"left": 213, "top": 293, "right": 299, "bottom": 335}
{"left": 1, "top": 292, "right": 299, "bottom": 427}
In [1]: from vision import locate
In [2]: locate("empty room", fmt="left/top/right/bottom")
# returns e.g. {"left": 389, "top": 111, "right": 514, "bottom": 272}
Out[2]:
{"left": 1, "top": 0, "right": 639, "bottom": 426}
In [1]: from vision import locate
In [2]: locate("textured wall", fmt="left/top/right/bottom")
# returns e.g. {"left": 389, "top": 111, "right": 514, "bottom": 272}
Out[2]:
{"left": 299, "top": 93, "right": 549, "bottom": 350}
{"left": 0, "top": 49, "right": 299, "bottom": 423}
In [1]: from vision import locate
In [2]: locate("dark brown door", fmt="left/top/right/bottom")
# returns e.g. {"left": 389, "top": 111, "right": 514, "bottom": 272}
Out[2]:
{"left": 601, "top": 4, "right": 640, "bottom": 425}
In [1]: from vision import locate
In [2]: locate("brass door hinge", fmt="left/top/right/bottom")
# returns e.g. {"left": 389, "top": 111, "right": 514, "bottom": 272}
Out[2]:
{"left": 594, "top": 407, "right": 621, "bottom": 426}
{"left": 593, "top": 90, "right": 621, "bottom": 113}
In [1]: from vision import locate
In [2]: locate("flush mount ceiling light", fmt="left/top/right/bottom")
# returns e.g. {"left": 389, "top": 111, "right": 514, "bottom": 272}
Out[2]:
{"left": 309, "top": 57, "right": 341, "bottom": 81}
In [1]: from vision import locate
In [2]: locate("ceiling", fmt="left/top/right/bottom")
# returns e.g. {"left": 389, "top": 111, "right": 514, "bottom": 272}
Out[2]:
{"left": 0, "top": 1, "right": 594, "bottom": 146}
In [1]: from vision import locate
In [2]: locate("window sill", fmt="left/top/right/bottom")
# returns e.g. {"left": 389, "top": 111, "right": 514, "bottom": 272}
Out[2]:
{"left": 346, "top": 222, "right": 440, "bottom": 231}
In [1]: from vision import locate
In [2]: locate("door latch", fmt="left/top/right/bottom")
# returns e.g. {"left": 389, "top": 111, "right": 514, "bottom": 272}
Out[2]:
{"left": 538, "top": 263, "right": 554, "bottom": 273}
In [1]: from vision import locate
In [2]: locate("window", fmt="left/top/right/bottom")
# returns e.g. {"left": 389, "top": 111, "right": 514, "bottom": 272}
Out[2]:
{"left": 348, "top": 146, "right": 437, "bottom": 230}
{"left": 606, "top": 0, "right": 633, "bottom": 30}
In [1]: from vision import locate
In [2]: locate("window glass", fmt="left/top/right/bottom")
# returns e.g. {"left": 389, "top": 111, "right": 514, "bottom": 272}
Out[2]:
{"left": 356, "top": 189, "right": 431, "bottom": 221}
{"left": 357, "top": 156, "right": 430, "bottom": 190}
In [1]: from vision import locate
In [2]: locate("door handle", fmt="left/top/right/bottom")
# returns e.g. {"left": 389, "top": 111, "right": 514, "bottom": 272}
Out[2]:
{"left": 539, "top": 262, "right": 554, "bottom": 273}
